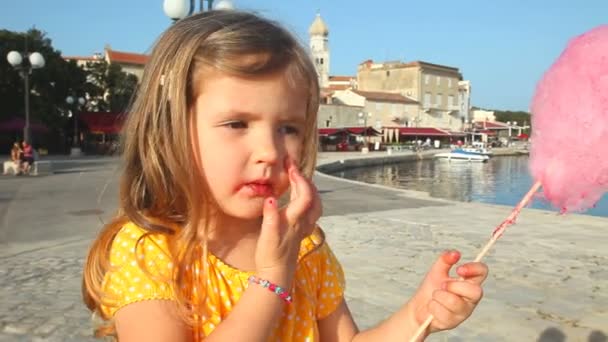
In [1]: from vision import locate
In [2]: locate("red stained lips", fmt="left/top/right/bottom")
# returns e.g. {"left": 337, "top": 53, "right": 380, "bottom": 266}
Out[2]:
{"left": 243, "top": 182, "right": 274, "bottom": 197}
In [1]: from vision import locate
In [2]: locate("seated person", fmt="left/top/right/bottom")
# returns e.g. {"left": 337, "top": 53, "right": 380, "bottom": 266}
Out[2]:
{"left": 3, "top": 142, "right": 22, "bottom": 175}
{"left": 20, "top": 141, "right": 34, "bottom": 175}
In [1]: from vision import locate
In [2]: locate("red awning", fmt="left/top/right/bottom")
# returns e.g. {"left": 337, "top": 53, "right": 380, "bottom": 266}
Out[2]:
{"left": 318, "top": 128, "right": 344, "bottom": 136}
{"left": 318, "top": 127, "right": 381, "bottom": 136}
{"left": 346, "top": 127, "right": 382, "bottom": 136}
{"left": 517, "top": 133, "right": 529, "bottom": 139}
{"left": 397, "top": 127, "right": 451, "bottom": 136}
{"left": 79, "top": 112, "right": 126, "bottom": 134}
{"left": 476, "top": 129, "right": 497, "bottom": 136}
{"left": 0, "top": 117, "right": 49, "bottom": 133}
{"left": 448, "top": 131, "right": 467, "bottom": 137}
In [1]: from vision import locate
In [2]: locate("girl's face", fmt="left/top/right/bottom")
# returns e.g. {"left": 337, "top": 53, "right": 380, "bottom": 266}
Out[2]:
{"left": 191, "top": 69, "right": 307, "bottom": 220}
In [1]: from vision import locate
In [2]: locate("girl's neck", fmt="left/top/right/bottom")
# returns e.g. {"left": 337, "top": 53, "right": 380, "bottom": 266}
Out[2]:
{"left": 206, "top": 213, "right": 263, "bottom": 265}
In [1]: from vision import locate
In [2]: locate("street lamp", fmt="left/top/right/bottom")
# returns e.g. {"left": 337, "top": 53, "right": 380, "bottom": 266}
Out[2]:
{"left": 6, "top": 47, "right": 45, "bottom": 144}
{"left": 358, "top": 111, "right": 372, "bottom": 153}
{"left": 163, "top": 0, "right": 234, "bottom": 20}
{"left": 66, "top": 95, "right": 86, "bottom": 156}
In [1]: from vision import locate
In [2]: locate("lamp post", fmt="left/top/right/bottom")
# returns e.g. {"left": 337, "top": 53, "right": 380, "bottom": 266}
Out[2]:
{"left": 6, "top": 40, "right": 45, "bottom": 144}
{"left": 66, "top": 95, "right": 86, "bottom": 156}
{"left": 358, "top": 111, "right": 372, "bottom": 153}
{"left": 163, "top": 0, "right": 234, "bottom": 20}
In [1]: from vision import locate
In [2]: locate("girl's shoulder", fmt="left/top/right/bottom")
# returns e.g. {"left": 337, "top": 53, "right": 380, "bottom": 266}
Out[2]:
{"left": 101, "top": 222, "right": 175, "bottom": 318}
{"left": 108, "top": 222, "right": 173, "bottom": 272}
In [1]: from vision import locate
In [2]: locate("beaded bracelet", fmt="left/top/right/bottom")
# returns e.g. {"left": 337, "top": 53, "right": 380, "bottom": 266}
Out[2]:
{"left": 247, "top": 275, "right": 293, "bottom": 304}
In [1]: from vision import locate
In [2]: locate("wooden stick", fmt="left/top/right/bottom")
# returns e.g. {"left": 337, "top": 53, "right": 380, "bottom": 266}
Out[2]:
{"left": 408, "top": 180, "right": 542, "bottom": 342}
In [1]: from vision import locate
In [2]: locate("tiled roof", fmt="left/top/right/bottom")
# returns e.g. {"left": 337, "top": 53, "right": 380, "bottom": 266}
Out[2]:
{"left": 395, "top": 127, "right": 451, "bottom": 136}
{"left": 358, "top": 59, "right": 460, "bottom": 73}
{"left": 474, "top": 121, "right": 509, "bottom": 129}
{"left": 329, "top": 75, "right": 355, "bottom": 81}
{"left": 327, "top": 84, "right": 350, "bottom": 91}
{"left": 106, "top": 49, "right": 148, "bottom": 65}
{"left": 351, "top": 90, "right": 419, "bottom": 104}
{"left": 63, "top": 56, "right": 101, "bottom": 61}
{"left": 409, "top": 61, "right": 460, "bottom": 72}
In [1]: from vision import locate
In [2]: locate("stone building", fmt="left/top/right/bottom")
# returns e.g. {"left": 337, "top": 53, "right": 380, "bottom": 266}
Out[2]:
{"left": 63, "top": 45, "right": 148, "bottom": 82}
{"left": 356, "top": 59, "right": 471, "bottom": 131}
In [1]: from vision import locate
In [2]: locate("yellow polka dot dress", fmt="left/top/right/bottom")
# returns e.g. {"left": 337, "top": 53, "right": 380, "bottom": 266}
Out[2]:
{"left": 101, "top": 223, "right": 345, "bottom": 341}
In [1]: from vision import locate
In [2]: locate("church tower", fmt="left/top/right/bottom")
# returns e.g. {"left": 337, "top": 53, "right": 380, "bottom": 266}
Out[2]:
{"left": 309, "top": 12, "right": 330, "bottom": 88}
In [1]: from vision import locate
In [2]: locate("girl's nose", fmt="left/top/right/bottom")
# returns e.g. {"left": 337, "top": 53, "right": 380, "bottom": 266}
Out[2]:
{"left": 254, "top": 131, "right": 281, "bottom": 165}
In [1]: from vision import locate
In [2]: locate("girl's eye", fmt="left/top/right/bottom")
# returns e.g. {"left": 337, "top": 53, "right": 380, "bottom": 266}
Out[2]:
{"left": 223, "top": 121, "right": 247, "bottom": 129}
{"left": 279, "top": 125, "right": 300, "bottom": 135}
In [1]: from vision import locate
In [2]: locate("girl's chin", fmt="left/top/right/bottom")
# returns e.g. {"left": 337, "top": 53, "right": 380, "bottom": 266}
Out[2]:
{"left": 223, "top": 202, "right": 265, "bottom": 220}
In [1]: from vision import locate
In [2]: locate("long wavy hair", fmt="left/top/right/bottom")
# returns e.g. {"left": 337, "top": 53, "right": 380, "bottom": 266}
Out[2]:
{"left": 82, "top": 10, "right": 320, "bottom": 339}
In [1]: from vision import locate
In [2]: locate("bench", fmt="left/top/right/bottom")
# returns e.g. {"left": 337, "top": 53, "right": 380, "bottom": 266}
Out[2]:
{"left": 2, "top": 160, "right": 53, "bottom": 176}
{"left": 31, "top": 161, "right": 53, "bottom": 176}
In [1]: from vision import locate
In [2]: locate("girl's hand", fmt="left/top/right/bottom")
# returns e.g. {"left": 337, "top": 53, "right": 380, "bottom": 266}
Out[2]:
{"left": 255, "top": 159, "right": 322, "bottom": 288}
{"left": 411, "top": 250, "right": 488, "bottom": 334}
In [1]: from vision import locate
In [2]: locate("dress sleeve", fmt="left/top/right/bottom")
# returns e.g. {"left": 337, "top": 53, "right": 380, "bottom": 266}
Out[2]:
{"left": 315, "top": 242, "right": 346, "bottom": 320}
{"left": 101, "top": 223, "right": 175, "bottom": 318}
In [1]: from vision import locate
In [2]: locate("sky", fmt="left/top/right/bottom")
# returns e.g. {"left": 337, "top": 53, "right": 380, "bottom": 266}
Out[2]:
{"left": 1, "top": 0, "right": 606, "bottom": 111}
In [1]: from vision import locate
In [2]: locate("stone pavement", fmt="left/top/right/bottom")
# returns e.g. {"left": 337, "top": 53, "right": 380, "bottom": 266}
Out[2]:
{"left": 0, "top": 153, "right": 606, "bottom": 341}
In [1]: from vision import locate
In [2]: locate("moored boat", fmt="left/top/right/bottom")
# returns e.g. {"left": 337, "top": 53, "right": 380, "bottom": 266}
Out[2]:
{"left": 434, "top": 150, "right": 490, "bottom": 162}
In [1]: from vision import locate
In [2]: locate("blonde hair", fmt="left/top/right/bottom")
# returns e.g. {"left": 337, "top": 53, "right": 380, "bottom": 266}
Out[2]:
{"left": 82, "top": 10, "right": 320, "bottom": 339}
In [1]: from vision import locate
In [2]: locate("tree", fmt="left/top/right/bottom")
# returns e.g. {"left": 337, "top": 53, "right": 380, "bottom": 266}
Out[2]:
{"left": 494, "top": 110, "right": 532, "bottom": 132}
{"left": 0, "top": 28, "right": 87, "bottom": 131}
{"left": 83, "top": 59, "right": 138, "bottom": 112}
{"left": 472, "top": 106, "right": 532, "bottom": 132}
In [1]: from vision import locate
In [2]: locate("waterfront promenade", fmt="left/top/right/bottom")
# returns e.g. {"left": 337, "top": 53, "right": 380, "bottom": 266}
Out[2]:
{"left": 0, "top": 151, "right": 606, "bottom": 341}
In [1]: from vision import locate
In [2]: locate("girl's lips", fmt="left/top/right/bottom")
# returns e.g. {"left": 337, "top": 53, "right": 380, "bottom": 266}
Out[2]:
{"left": 243, "top": 183, "right": 274, "bottom": 197}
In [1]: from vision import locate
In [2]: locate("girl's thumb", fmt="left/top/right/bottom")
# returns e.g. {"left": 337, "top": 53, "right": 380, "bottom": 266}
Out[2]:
{"left": 260, "top": 197, "right": 279, "bottom": 235}
{"left": 429, "top": 250, "right": 461, "bottom": 277}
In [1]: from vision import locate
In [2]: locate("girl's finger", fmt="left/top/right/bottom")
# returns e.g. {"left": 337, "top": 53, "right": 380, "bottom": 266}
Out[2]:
{"left": 286, "top": 157, "right": 299, "bottom": 203}
{"left": 427, "top": 250, "right": 461, "bottom": 280}
{"left": 309, "top": 182, "right": 322, "bottom": 222}
{"left": 284, "top": 166, "right": 313, "bottom": 228}
{"left": 443, "top": 280, "right": 484, "bottom": 304}
{"left": 259, "top": 197, "right": 281, "bottom": 245}
{"left": 299, "top": 182, "right": 322, "bottom": 237}
{"left": 432, "top": 289, "right": 468, "bottom": 315}
{"left": 426, "top": 299, "right": 461, "bottom": 331}
{"left": 456, "top": 262, "right": 489, "bottom": 284}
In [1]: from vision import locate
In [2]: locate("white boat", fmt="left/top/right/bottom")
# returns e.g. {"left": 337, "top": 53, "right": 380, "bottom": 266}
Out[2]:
{"left": 459, "top": 147, "right": 493, "bottom": 156}
{"left": 434, "top": 150, "right": 490, "bottom": 162}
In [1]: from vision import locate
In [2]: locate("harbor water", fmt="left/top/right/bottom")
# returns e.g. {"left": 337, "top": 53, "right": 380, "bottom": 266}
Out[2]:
{"left": 330, "top": 155, "right": 608, "bottom": 218}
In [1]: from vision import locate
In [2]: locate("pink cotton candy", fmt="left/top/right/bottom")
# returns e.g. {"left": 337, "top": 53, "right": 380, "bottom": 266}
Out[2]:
{"left": 530, "top": 25, "right": 608, "bottom": 213}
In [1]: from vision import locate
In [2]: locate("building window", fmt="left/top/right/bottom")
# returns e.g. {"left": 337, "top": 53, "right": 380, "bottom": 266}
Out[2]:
{"left": 386, "top": 70, "right": 390, "bottom": 77}
{"left": 320, "top": 58, "right": 324, "bottom": 65}
{"left": 436, "top": 93, "right": 442, "bottom": 106}
{"left": 424, "top": 74, "right": 430, "bottom": 85}
{"left": 448, "top": 95, "right": 454, "bottom": 107}
{"left": 436, "top": 76, "right": 441, "bottom": 86}
{"left": 376, "top": 102, "right": 383, "bottom": 110}
{"left": 448, "top": 78, "right": 452, "bottom": 88}
{"left": 424, "top": 92, "right": 431, "bottom": 107}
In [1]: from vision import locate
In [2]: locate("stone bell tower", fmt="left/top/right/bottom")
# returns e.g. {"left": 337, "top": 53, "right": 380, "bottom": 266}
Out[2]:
{"left": 309, "top": 12, "right": 330, "bottom": 88}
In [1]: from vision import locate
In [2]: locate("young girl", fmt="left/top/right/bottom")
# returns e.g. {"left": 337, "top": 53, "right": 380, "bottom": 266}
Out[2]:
{"left": 83, "top": 10, "right": 488, "bottom": 342}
